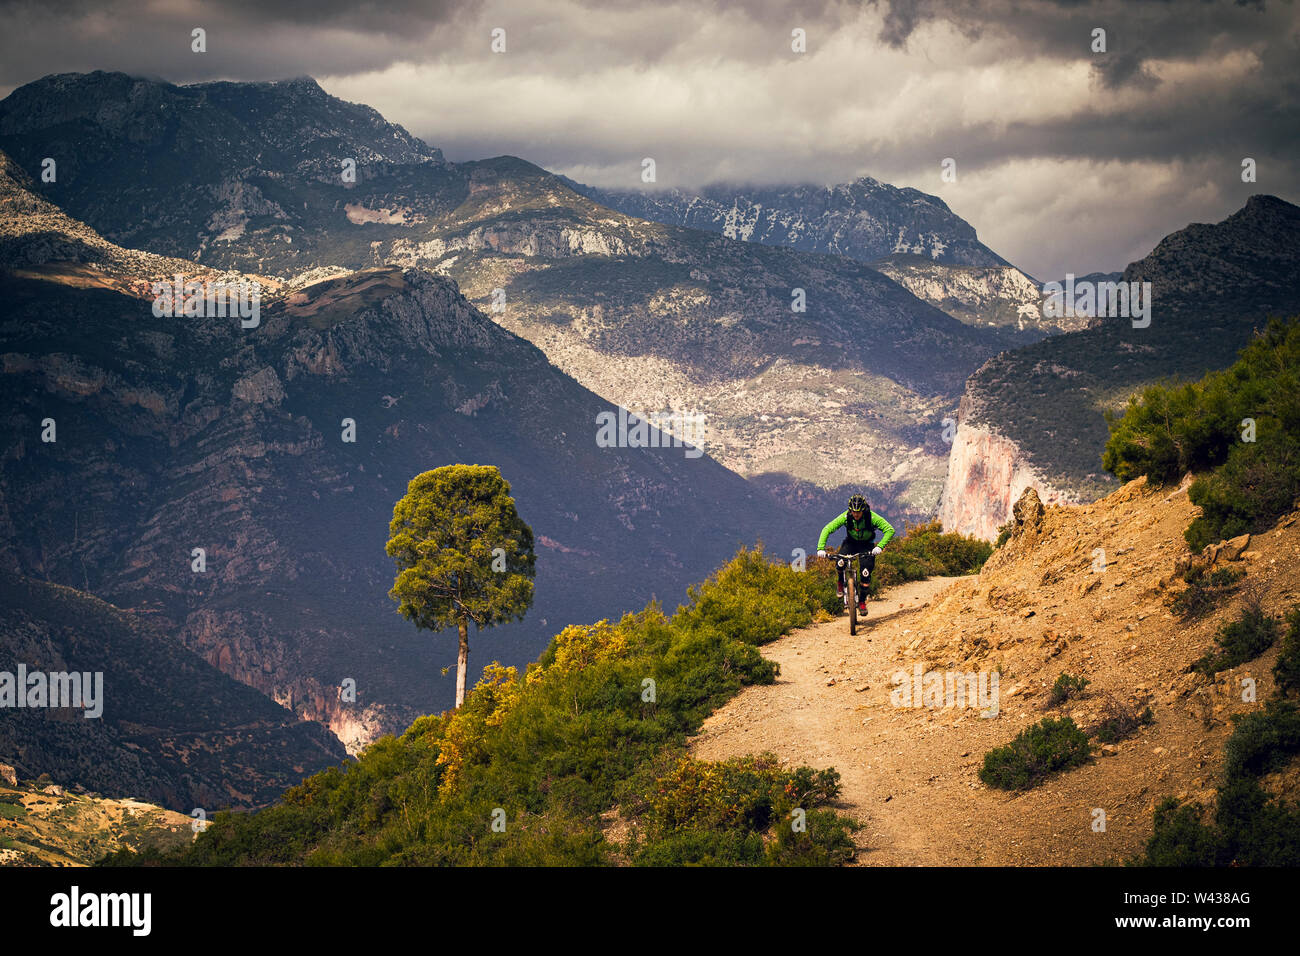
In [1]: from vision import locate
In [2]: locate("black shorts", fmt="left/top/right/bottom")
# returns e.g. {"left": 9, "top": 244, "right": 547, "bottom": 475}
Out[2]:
{"left": 835, "top": 538, "right": 875, "bottom": 575}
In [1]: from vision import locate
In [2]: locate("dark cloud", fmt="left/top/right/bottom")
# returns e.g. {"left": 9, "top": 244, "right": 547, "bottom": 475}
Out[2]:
{"left": 867, "top": 0, "right": 1282, "bottom": 90}
{"left": 0, "top": 0, "right": 464, "bottom": 36}
{"left": 1091, "top": 50, "right": 1161, "bottom": 90}
{"left": 0, "top": 0, "right": 1296, "bottom": 278}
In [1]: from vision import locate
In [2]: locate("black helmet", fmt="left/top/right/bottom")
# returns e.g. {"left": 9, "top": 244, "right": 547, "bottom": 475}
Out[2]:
{"left": 847, "top": 494, "right": 868, "bottom": 513}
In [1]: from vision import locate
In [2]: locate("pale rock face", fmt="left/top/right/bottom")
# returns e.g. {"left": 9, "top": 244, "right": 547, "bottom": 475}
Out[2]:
{"left": 231, "top": 366, "right": 286, "bottom": 406}
{"left": 938, "top": 418, "right": 1078, "bottom": 541}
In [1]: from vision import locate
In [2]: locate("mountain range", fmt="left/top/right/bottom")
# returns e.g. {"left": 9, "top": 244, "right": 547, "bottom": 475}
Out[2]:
{"left": 0, "top": 71, "right": 1062, "bottom": 522}
{"left": 562, "top": 178, "right": 1081, "bottom": 343}
{"left": 8, "top": 68, "right": 1292, "bottom": 805}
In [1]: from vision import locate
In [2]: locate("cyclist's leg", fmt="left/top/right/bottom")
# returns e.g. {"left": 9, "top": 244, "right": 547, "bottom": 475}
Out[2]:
{"left": 862, "top": 551, "right": 875, "bottom": 586}
{"left": 841, "top": 544, "right": 867, "bottom": 609}
{"left": 840, "top": 538, "right": 867, "bottom": 596}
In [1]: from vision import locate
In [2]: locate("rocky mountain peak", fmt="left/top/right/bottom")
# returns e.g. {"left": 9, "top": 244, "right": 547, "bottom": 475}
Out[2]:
{"left": 568, "top": 173, "right": 1008, "bottom": 267}
{"left": 1123, "top": 193, "right": 1300, "bottom": 305}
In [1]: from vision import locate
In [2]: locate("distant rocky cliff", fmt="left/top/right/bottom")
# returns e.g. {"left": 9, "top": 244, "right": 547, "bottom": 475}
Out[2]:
{"left": 947, "top": 195, "right": 1300, "bottom": 515}
{"left": 938, "top": 393, "right": 1081, "bottom": 540}
{"left": 0, "top": 574, "right": 347, "bottom": 810}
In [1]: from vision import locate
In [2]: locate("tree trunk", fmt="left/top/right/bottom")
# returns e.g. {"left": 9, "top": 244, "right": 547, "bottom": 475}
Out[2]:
{"left": 455, "top": 619, "right": 470, "bottom": 708}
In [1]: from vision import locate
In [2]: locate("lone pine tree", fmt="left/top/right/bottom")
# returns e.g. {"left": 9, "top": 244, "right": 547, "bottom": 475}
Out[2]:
{"left": 386, "top": 465, "right": 536, "bottom": 708}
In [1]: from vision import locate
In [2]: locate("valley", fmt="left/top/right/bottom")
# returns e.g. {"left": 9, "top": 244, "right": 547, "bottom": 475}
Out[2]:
{"left": 0, "top": 54, "right": 1296, "bottom": 875}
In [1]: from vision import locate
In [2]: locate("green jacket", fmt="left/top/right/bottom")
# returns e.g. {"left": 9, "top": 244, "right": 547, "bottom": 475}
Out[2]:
{"left": 818, "top": 510, "right": 894, "bottom": 551}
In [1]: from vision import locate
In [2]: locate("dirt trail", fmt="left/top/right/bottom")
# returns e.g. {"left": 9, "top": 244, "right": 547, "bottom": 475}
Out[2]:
{"left": 691, "top": 575, "right": 1021, "bottom": 865}
{"left": 690, "top": 573, "right": 1168, "bottom": 865}
{"left": 690, "top": 480, "right": 1300, "bottom": 865}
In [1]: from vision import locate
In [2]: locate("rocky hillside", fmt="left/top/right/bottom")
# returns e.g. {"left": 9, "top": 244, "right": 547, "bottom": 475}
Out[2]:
{"left": 0, "top": 574, "right": 347, "bottom": 811}
{"left": 0, "top": 72, "right": 1031, "bottom": 518}
{"left": 568, "top": 178, "right": 1072, "bottom": 346}
{"left": 694, "top": 479, "right": 1300, "bottom": 864}
{"left": 0, "top": 71, "right": 443, "bottom": 260}
{"left": 939, "top": 195, "right": 1300, "bottom": 539}
{"left": 0, "top": 149, "right": 255, "bottom": 293}
{"left": 563, "top": 175, "right": 1010, "bottom": 267}
{"left": 0, "top": 771, "right": 194, "bottom": 867}
{"left": 873, "top": 254, "right": 1085, "bottom": 341}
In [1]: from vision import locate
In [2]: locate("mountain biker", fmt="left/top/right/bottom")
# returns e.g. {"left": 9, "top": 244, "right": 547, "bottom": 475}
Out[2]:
{"left": 816, "top": 494, "right": 894, "bottom": 614}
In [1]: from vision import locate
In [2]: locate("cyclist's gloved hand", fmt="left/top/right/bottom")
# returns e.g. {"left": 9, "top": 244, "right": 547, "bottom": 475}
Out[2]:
{"left": 871, "top": 547, "right": 883, "bottom": 555}
{"left": 816, "top": 549, "right": 826, "bottom": 558}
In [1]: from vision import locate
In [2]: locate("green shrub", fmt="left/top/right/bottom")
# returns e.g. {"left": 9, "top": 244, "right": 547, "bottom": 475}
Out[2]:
{"left": 1191, "top": 604, "right": 1279, "bottom": 676}
{"left": 979, "top": 717, "right": 1091, "bottom": 791}
{"left": 866, "top": 521, "right": 992, "bottom": 597}
{"left": 632, "top": 754, "right": 853, "bottom": 866}
{"left": 632, "top": 827, "right": 767, "bottom": 866}
{"left": 1139, "top": 798, "right": 1223, "bottom": 866}
{"left": 98, "top": 845, "right": 169, "bottom": 867}
{"left": 1222, "top": 700, "right": 1300, "bottom": 780}
{"left": 765, "top": 808, "right": 858, "bottom": 866}
{"left": 1048, "top": 672, "right": 1090, "bottom": 707}
{"left": 642, "top": 754, "right": 798, "bottom": 836}
{"left": 1169, "top": 565, "right": 1244, "bottom": 618}
{"left": 1140, "top": 701, "right": 1300, "bottom": 865}
{"left": 1104, "top": 380, "right": 1228, "bottom": 486}
{"left": 679, "top": 545, "right": 837, "bottom": 642}
{"left": 993, "top": 522, "right": 1011, "bottom": 550}
{"left": 1103, "top": 316, "right": 1300, "bottom": 549}
{"left": 1273, "top": 607, "right": 1300, "bottom": 695}
{"left": 116, "top": 545, "right": 858, "bottom": 868}
{"left": 1211, "top": 775, "right": 1300, "bottom": 866}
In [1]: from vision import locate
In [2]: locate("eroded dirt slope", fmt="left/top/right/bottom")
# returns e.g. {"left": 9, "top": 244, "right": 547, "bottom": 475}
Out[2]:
{"left": 691, "top": 477, "right": 1300, "bottom": 865}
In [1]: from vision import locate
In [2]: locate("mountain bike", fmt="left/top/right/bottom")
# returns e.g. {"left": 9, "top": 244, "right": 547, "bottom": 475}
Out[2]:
{"left": 825, "top": 546, "right": 869, "bottom": 636}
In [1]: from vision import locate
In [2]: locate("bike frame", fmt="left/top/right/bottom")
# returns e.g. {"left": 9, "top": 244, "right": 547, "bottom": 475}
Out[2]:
{"left": 825, "top": 547, "right": 870, "bottom": 636}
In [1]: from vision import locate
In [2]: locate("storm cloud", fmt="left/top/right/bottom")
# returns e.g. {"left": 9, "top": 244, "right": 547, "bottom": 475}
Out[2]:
{"left": 0, "top": 0, "right": 1295, "bottom": 278}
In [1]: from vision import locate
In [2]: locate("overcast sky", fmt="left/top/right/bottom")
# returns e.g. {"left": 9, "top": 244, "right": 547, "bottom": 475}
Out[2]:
{"left": 1, "top": 0, "right": 1296, "bottom": 279}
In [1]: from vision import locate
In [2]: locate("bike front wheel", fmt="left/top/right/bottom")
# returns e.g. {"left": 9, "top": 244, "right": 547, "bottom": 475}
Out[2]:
{"left": 848, "top": 574, "right": 857, "bottom": 635}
